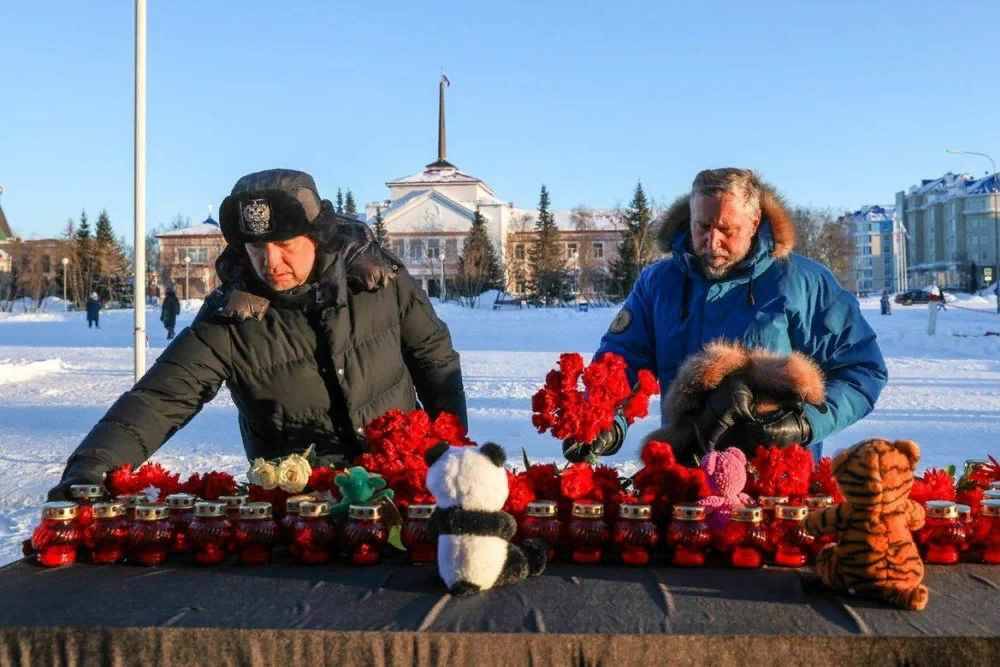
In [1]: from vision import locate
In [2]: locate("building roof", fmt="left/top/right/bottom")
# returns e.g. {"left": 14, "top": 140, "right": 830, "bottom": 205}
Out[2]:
{"left": 0, "top": 204, "right": 13, "bottom": 240}
{"left": 848, "top": 205, "right": 895, "bottom": 222}
{"left": 386, "top": 165, "right": 497, "bottom": 197}
{"left": 967, "top": 173, "right": 1000, "bottom": 195}
{"left": 156, "top": 217, "right": 222, "bottom": 238}
{"left": 509, "top": 207, "right": 622, "bottom": 232}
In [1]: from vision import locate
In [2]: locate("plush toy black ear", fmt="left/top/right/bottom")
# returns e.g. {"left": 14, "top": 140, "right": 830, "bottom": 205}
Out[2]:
{"left": 425, "top": 442, "right": 450, "bottom": 467}
{"left": 479, "top": 442, "right": 506, "bottom": 467}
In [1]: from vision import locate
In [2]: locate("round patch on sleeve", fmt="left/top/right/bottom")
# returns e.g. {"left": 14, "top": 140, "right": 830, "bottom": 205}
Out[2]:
{"left": 608, "top": 307, "right": 632, "bottom": 334}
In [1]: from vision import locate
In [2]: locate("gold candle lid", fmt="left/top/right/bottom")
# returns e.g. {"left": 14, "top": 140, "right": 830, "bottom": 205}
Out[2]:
{"left": 759, "top": 496, "right": 789, "bottom": 509}
{"left": 285, "top": 494, "right": 315, "bottom": 514}
{"left": 985, "top": 490, "right": 1000, "bottom": 500}
{"left": 134, "top": 504, "right": 169, "bottom": 521}
{"left": 732, "top": 506, "right": 763, "bottom": 523}
{"left": 672, "top": 504, "right": 706, "bottom": 521}
{"left": 239, "top": 502, "right": 272, "bottom": 519}
{"left": 955, "top": 504, "right": 972, "bottom": 518}
{"left": 299, "top": 501, "right": 331, "bottom": 518}
{"left": 42, "top": 501, "right": 78, "bottom": 521}
{"left": 571, "top": 502, "right": 604, "bottom": 518}
{"left": 165, "top": 493, "right": 196, "bottom": 509}
{"left": 805, "top": 495, "right": 834, "bottom": 510}
{"left": 70, "top": 484, "right": 104, "bottom": 500}
{"left": 93, "top": 502, "right": 126, "bottom": 519}
{"left": 219, "top": 495, "right": 248, "bottom": 509}
{"left": 989, "top": 481, "right": 1000, "bottom": 491}
{"left": 526, "top": 500, "right": 558, "bottom": 517}
{"left": 964, "top": 459, "right": 988, "bottom": 472}
{"left": 619, "top": 504, "right": 652, "bottom": 520}
{"left": 982, "top": 499, "right": 1000, "bottom": 517}
{"left": 348, "top": 504, "right": 381, "bottom": 521}
{"left": 776, "top": 505, "right": 808, "bottom": 521}
{"left": 194, "top": 501, "right": 227, "bottom": 518}
{"left": 406, "top": 504, "right": 436, "bottom": 519}
{"left": 925, "top": 500, "right": 958, "bottom": 519}
{"left": 116, "top": 494, "right": 146, "bottom": 508}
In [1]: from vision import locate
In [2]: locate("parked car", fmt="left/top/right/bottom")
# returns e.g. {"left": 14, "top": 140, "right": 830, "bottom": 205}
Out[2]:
{"left": 894, "top": 289, "right": 943, "bottom": 306}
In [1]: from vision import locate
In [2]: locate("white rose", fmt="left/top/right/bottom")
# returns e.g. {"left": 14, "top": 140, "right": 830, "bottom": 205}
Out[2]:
{"left": 247, "top": 458, "right": 279, "bottom": 490}
{"left": 277, "top": 454, "right": 312, "bottom": 494}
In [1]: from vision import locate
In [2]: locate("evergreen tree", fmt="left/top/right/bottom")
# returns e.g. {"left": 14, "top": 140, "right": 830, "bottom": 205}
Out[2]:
{"left": 528, "top": 185, "right": 569, "bottom": 304}
{"left": 609, "top": 182, "right": 657, "bottom": 298}
{"left": 372, "top": 206, "right": 388, "bottom": 246}
{"left": 75, "top": 210, "right": 95, "bottom": 304}
{"left": 344, "top": 190, "right": 357, "bottom": 218}
{"left": 456, "top": 207, "right": 503, "bottom": 307}
{"left": 93, "top": 210, "right": 129, "bottom": 302}
{"left": 335, "top": 189, "right": 344, "bottom": 214}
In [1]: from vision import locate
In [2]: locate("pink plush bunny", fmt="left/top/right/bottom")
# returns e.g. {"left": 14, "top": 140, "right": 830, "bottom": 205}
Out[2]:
{"left": 697, "top": 447, "right": 752, "bottom": 530}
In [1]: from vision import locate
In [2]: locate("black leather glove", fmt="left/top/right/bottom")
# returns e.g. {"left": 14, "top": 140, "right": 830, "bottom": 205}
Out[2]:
{"left": 694, "top": 376, "right": 756, "bottom": 453}
{"left": 743, "top": 404, "right": 812, "bottom": 448}
{"left": 562, "top": 415, "right": 627, "bottom": 463}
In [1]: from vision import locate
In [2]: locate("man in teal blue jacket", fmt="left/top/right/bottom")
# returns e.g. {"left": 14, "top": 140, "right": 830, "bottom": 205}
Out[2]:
{"left": 576, "top": 168, "right": 887, "bottom": 464}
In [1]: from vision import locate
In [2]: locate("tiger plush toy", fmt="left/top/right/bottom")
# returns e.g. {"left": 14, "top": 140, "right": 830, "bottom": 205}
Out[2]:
{"left": 804, "top": 438, "right": 929, "bottom": 611}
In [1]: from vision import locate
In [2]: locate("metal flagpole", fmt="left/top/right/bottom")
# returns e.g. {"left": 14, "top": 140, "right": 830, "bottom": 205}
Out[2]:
{"left": 133, "top": 0, "right": 147, "bottom": 382}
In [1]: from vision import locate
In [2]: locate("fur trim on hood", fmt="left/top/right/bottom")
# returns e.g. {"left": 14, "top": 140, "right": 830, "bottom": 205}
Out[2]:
{"left": 657, "top": 183, "right": 796, "bottom": 259}
{"left": 660, "top": 340, "right": 825, "bottom": 458}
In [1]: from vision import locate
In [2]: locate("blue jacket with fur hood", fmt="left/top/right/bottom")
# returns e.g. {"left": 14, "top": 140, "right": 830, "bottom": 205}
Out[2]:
{"left": 596, "top": 187, "right": 888, "bottom": 458}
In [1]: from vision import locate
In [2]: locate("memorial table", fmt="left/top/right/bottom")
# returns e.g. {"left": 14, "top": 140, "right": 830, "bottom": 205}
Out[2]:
{"left": 0, "top": 559, "right": 997, "bottom": 666}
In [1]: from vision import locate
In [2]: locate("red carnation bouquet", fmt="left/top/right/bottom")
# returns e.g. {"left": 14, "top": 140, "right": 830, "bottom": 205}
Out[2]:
{"left": 809, "top": 457, "right": 845, "bottom": 503}
{"left": 105, "top": 463, "right": 236, "bottom": 501}
{"left": 909, "top": 468, "right": 957, "bottom": 505}
{"left": 747, "top": 444, "right": 814, "bottom": 502}
{"left": 357, "top": 409, "right": 472, "bottom": 510}
{"left": 631, "top": 440, "right": 711, "bottom": 522}
{"left": 531, "top": 352, "right": 660, "bottom": 446}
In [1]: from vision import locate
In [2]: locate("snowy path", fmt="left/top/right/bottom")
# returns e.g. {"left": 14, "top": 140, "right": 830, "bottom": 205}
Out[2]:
{"left": 2, "top": 296, "right": 999, "bottom": 565}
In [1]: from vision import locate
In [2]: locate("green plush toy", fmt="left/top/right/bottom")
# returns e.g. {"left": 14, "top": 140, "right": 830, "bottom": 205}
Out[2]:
{"left": 331, "top": 467, "right": 394, "bottom": 516}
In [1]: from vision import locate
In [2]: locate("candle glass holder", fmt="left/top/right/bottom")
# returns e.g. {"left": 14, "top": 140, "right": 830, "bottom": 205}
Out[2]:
{"left": 89, "top": 502, "right": 129, "bottom": 564}
{"left": 165, "top": 493, "right": 196, "bottom": 554}
{"left": 188, "top": 501, "right": 232, "bottom": 566}
{"left": 567, "top": 502, "right": 608, "bottom": 564}
{"left": 294, "top": 501, "right": 336, "bottom": 565}
{"left": 401, "top": 504, "right": 436, "bottom": 564}
{"left": 920, "top": 501, "right": 965, "bottom": 565}
{"left": 127, "top": 505, "right": 173, "bottom": 566}
{"left": 770, "top": 505, "right": 813, "bottom": 567}
{"left": 717, "top": 506, "right": 768, "bottom": 568}
{"left": 31, "top": 502, "right": 81, "bottom": 567}
{"left": 235, "top": 502, "right": 279, "bottom": 565}
{"left": 343, "top": 504, "right": 388, "bottom": 566}
{"left": 519, "top": 501, "right": 561, "bottom": 562}
{"left": 613, "top": 504, "right": 659, "bottom": 566}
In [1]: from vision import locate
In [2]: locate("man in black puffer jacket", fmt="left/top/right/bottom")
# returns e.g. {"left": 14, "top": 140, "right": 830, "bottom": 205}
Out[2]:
{"left": 49, "top": 169, "right": 466, "bottom": 499}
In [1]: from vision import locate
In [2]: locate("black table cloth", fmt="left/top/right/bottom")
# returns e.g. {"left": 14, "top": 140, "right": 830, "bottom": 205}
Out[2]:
{"left": 0, "top": 558, "right": 997, "bottom": 665}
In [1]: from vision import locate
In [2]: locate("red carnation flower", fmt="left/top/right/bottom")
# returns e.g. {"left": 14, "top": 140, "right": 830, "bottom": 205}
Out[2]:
{"left": 641, "top": 440, "right": 677, "bottom": 468}
{"left": 809, "top": 457, "right": 845, "bottom": 503}
{"left": 622, "top": 393, "right": 651, "bottom": 422}
{"left": 910, "top": 468, "right": 956, "bottom": 504}
{"left": 526, "top": 463, "right": 561, "bottom": 500}
{"left": 200, "top": 471, "right": 237, "bottom": 500}
{"left": 560, "top": 462, "right": 595, "bottom": 501}
{"left": 307, "top": 466, "right": 337, "bottom": 493}
{"left": 431, "top": 411, "right": 470, "bottom": 446}
{"left": 105, "top": 464, "right": 141, "bottom": 496}
{"left": 503, "top": 470, "right": 536, "bottom": 516}
{"left": 636, "top": 369, "right": 660, "bottom": 397}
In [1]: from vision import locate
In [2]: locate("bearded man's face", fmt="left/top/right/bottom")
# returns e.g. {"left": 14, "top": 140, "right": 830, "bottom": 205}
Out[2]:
{"left": 689, "top": 192, "right": 760, "bottom": 280}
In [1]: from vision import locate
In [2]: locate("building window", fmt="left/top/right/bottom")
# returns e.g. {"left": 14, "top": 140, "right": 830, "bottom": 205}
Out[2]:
{"left": 178, "top": 247, "right": 209, "bottom": 263}
{"left": 445, "top": 238, "right": 458, "bottom": 260}
{"left": 393, "top": 239, "right": 404, "bottom": 257}
{"left": 41, "top": 255, "right": 51, "bottom": 273}
{"left": 514, "top": 243, "right": 525, "bottom": 260}
{"left": 427, "top": 238, "right": 440, "bottom": 259}
{"left": 410, "top": 239, "right": 424, "bottom": 260}
{"left": 567, "top": 242, "right": 578, "bottom": 259}
{"left": 592, "top": 242, "right": 604, "bottom": 258}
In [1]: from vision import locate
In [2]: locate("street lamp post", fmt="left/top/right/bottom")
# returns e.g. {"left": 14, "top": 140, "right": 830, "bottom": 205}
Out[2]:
{"left": 61, "top": 257, "right": 69, "bottom": 310}
{"left": 946, "top": 149, "right": 999, "bottom": 313}
{"left": 184, "top": 255, "right": 192, "bottom": 301}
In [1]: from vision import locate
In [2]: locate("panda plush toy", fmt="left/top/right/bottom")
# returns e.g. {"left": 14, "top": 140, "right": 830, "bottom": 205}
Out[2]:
{"left": 425, "top": 442, "right": 547, "bottom": 596}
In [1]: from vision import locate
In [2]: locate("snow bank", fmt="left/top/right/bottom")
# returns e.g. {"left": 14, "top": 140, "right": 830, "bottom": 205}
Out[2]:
{"left": 0, "top": 359, "right": 63, "bottom": 385}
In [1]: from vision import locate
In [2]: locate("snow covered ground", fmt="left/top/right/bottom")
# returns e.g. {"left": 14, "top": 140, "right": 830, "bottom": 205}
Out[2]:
{"left": 2, "top": 294, "right": 999, "bottom": 565}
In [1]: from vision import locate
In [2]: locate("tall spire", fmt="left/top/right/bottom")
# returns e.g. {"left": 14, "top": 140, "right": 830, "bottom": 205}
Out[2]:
{"left": 427, "top": 74, "right": 455, "bottom": 170}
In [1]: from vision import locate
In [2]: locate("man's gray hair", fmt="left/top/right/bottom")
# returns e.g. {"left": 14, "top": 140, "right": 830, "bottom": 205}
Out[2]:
{"left": 691, "top": 168, "right": 762, "bottom": 221}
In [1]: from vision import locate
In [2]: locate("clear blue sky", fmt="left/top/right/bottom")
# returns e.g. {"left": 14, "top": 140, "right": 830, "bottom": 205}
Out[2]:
{"left": 2, "top": 1, "right": 999, "bottom": 240}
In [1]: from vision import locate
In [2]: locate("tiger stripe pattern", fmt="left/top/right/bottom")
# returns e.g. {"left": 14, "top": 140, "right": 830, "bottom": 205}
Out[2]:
{"left": 804, "top": 438, "right": 929, "bottom": 611}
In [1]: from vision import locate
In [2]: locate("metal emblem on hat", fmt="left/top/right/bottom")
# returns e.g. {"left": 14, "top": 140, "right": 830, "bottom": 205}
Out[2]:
{"left": 240, "top": 198, "right": 272, "bottom": 236}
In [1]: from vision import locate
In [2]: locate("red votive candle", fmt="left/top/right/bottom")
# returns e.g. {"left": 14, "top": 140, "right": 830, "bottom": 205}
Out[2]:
{"left": 758, "top": 496, "right": 789, "bottom": 525}
{"left": 188, "top": 501, "right": 232, "bottom": 566}
{"left": 235, "top": 502, "right": 279, "bottom": 566}
{"left": 127, "top": 504, "right": 172, "bottom": 566}
{"left": 718, "top": 506, "right": 768, "bottom": 568}
{"left": 219, "top": 495, "right": 248, "bottom": 552}
{"left": 89, "top": 502, "right": 128, "bottom": 564}
{"left": 280, "top": 494, "right": 315, "bottom": 558}
{"left": 973, "top": 500, "right": 1000, "bottom": 564}
{"left": 567, "top": 502, "right": 608, "bottom": 564}
{"left": 805, "top": 495, "right": 836, "bottom": 559}
{"left": 294, "top": 500, "right": 336, "bottom": 565}
{"left": 401, "top": 504, "right": 436, "bottom": 564}
{"left": 613, "top": 503, "right": 659, "bottom": 566}
{"left": 69, "top": 484, "right": 104, "bottom": 531}
{"left": 116, "top": 494, "right": 145, "bottom": 521}
{"left": 165, "top": 493, "right": 196, "bottom": 554}
{"left": 667, "top": 504, "right": 711, "bottom": 567}
{"left": 770, "top": 505, "right": 813, "bottom": 568}
{"left": 519, "top": 501, "right": 561, "bottom": 562}
{"left": 31, "top": 502, "right": 80, "bottom": 567}
{"left": 921, "top": 501, "right": 964, "bottom": 565}
{"left": 343, "top": 504, "right": 388, "bottom": 566}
